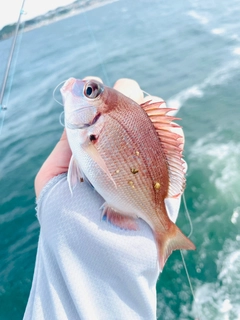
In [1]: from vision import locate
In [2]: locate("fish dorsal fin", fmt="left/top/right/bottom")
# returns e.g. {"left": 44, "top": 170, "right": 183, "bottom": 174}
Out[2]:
{"left": 140, "top": 100, "right": 185, "bottom": 197}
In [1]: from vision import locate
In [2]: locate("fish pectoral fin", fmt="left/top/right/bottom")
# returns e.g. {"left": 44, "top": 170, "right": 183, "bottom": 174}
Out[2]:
{"left": 155, "top": 223, "right": 196, "bottom": 272}
{"left": 101, "top": 203, "right": 138, "bottom": 231}
{"left": 67, "top": 155, "right": 84, "bottom": 194}
{"left": 82, "top": 142, "right": 116, "bottom": 188}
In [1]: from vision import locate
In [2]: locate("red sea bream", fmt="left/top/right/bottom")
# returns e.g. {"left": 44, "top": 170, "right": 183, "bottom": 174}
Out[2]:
{"left": 60, "top": 78, "right": 196, "bottom": 270}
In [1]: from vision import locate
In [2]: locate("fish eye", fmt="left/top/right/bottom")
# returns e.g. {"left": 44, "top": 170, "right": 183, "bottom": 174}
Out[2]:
{"left": 84, "top": 81, "right": 103, "bottom": 99}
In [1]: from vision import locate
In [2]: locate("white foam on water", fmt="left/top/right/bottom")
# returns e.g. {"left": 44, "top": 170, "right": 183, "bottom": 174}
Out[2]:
{"left": 220, "top": 299, "right": 232, "bottom": 313}
{"left": 202, "top": 62, "right": 238, "bottom": 86}
{"left": 189, "top": 135, "right": 240, "bottom": 199}
{"left": 233, "top": 47, "right": 240, "bottom": 55}
{"left": 231, "top": 207, "right": 240, "bottom": 224}
{"left": 167, "top": 86, "right": 203, "bottom": 110}
{"left": 187, "top": 7, "right": 240, "bottom": 49}
{"left": 187, "top": 10, "right": 209, "bottom": 25}
{"left": 191, "top": 240, "right": 240, "bottom": 319}
{"left": 207, "top": 144, "right": 240, "bottom": 194}
{"left": 210, "top": 27, "right": 240, "bottom": 45}
{"left": 211, "top": 28, "right": 225, "bottom": 35}
{"left": 167, "top": 60, "right": 240, "bottom": 111}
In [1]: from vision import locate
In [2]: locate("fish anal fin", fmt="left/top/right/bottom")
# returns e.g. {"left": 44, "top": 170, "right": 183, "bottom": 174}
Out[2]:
{"left": 67, "top": 156, "right": 84, "bottom": 194}
{"left": 164, "top": 196, "right": 181, "bottom": 223}
{"left": 101, "top": 204, "right": 138, "bottom": 231}
{"left": 155, "top": 222, "right": 196, "bottom": 271}
{"left": 140, "top": 100, "right": 186, "bottom": 198}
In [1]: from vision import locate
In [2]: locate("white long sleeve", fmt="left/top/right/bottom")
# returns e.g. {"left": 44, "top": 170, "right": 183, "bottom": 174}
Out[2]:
{"left": 23, "top": 174, "right": 161, "bottom": 320}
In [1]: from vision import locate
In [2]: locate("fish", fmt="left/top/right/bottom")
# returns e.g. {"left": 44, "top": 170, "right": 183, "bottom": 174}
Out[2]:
{"left": 60, "top": 77, "right": 196, "bottom": 270}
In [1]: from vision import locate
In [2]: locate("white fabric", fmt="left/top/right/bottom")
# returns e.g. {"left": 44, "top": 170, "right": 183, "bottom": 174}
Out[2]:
{"left": 23, "top": 174, "right": 164, "bottom": 320}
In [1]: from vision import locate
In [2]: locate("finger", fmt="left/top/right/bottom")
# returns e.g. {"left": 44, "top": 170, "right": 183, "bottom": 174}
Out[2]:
{"left": 83, "top": 76, "right": 103, "bottom": 83}
{"left": 113, "top": 78, "right": 144, "bottom": 104}
{"left": 143, "top": 95, "right": 165, "bottom": 105}
{"left": 59, "top": 128, "right": 68, "bottom": 141}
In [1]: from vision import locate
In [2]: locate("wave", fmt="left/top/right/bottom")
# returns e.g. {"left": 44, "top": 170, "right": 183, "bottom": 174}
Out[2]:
{"left": 211, "top": 28, "right": 225, "bottom": 35}
{"left": 231, "top": 207, "right": 240, "bottom": 224}
{"left": 187, "top": 10, "right": 209, "bottom": 25}
{"left": 211, "top": 29, "right": 240, "bottom": 46}
{"left": 210, "top": 28, "right": 240, "bottom": 44}
{"left": 189, "top": 134, "right": 240, "bottom": 200}
{"left": 191, "top": 239, "right": 240, "bottom": 319}
{"left": 167, "top": 86, "right": 203, "bottom": 110}
{"left": 233, "top": 47, "right": 240, "bottom": 55}
{"left": 167, "top": 60, "right": 240, "bottom": 111}
{"left": 187, "top": 9, "right": 240, "bottom": 46}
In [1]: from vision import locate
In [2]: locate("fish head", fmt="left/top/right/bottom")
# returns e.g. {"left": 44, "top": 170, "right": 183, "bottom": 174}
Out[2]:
{"left": 60, "top": 77, "right": 125, "bottom": 147}
{"left": 60, "top": 77, "right": 107, "bottom": 130}
{"left": 60, "top": 77, "right": 104, "bottom": 108}
{"left": 60, "top": 77, "right": 121, "bottom": 189}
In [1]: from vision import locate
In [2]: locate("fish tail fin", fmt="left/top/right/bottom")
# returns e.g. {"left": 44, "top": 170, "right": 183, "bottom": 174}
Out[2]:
{"left": 155, "top": 223, "right": 196, "bottom": 271}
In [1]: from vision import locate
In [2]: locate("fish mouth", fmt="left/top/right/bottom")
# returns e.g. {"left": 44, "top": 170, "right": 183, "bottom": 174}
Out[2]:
{"left": 61, "top": 78, "right": 86, "bottom": 98}
{"left": 61, "top": 77, "right": 76, "bottom": 93}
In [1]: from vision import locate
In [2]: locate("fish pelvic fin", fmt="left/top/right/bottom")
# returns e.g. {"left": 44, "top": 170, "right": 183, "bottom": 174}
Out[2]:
{"left": 155, "top": 222, "right": 196, "bottom": 272}
{"left": 67, "top": 155, "right": 84, "bottom": 194}
{"left": 140, "top": 100, "right": 185, "bottom": 198}
{"left": 101, "top": 203, "right": 138, "bottom": 231}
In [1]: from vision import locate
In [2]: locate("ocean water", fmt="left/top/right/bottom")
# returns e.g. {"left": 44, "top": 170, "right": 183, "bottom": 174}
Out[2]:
{"left": 0, "top": 0, "right": 240, "bottom": 319}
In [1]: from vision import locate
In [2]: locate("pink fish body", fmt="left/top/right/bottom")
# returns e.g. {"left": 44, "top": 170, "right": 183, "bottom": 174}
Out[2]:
{"left": 61, "top": 78, "right": 195, "bottom": 270}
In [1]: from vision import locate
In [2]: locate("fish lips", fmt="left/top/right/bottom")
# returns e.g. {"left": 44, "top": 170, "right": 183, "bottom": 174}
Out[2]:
{"left": 61, "top": 78, "right": 85, "bottom": 96}
{"left": 60, "top": 78, "right": 85, "bottom": 107}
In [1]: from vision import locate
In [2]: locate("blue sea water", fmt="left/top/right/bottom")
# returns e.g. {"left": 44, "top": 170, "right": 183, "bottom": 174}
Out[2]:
{"left": 0, "top": 0, "right": 240, "bottom": 319}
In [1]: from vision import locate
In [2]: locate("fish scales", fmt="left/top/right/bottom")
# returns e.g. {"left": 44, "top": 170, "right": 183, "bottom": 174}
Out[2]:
{"left": 98, "top": 113, "right": 169, "bottom": 218}
{"left": 70, "top": 105, "right": 167, "bottom": 222}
